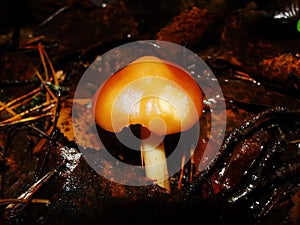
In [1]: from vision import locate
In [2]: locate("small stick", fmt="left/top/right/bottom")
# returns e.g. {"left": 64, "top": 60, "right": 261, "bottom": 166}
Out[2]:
{"left": 0, "top": 88, "right": 40, "bottom": 110}
{"left": 0, "top": 100, "right": 55, "bottom": 125}
{"left": 5, "top": 163, "right": 64, "bottom": 214}
{"left": 35, "top": 69, "right": 57, "bottom": 101}
{"left": 30, "top": 199, "right": 50, "bottom": 205}
{"left": 189, "top": 146, "right": 195, "bottom": 183}
{"left": 42, "top": 47, "right": 59, "bottom": 86}
{"left": 0, "top": 114, "right": 51, "bottom": 127}
{"left": 178, "top": 154, "right": 186, "bottom": 190}
{"left": 8, "top": 92, "right": 41, "bottom": 111}
{"left": 288, "top": 139, "right": 300, "bottom": 144}
{"left": 0, "top": 198, "right": 50, "bottom": 206}
{"left": 28, "top": 124, "right": 52, "bottom": 139}
{"left": 19, "top": 36, "right": 45, "bottom": 48}
{"left": 38, "top": 43, "right": 49, "bottom": 81}
{"left": 0, "top": 101, "right": 17, "bottom": 116}
{"left": 33, "top": 126, "right": 54, "bottom": 154}
{"left": 37, "top": 43, "right": 51, "bottom": 102}
{"left": 35, "top": 5, "right": 71, "bottom": 30}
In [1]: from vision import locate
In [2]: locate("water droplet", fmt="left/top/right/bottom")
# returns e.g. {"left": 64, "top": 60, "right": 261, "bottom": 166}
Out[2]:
{"left": 101, "top": 2, "right": 107, "bottom": 8}
{"left": 89, "top": 0, "right": 109, "bottom": 8}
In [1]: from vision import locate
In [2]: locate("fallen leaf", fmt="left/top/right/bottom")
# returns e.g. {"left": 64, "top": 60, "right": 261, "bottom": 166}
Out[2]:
{"left": 57, "top": 99, "right": 103, "bottom": 150}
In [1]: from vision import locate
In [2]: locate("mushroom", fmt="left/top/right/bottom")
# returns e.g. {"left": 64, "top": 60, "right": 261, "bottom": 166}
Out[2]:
{"left": 93, "top": 56, "right": 203, "bottom": 193}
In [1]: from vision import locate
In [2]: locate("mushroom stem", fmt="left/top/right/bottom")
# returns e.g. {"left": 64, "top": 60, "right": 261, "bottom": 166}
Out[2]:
{"left": 140, "top": 127, "right": 171, "bottom": 193}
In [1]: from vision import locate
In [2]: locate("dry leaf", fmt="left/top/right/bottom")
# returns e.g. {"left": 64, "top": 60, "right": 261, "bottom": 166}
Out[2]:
{"left": 290, "top": 189, "right": 300, "bottom": 225}
{"left": 57, "top": 99, "right": 103, "bottom": 150}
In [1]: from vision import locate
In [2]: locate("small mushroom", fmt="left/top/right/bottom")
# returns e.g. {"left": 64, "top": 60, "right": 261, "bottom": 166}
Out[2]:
{"left": 93, "top": 56, "right": 203, "bottom": 193}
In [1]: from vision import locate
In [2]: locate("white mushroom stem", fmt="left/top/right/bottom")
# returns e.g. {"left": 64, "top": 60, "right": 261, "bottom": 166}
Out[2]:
{"left": 140, "top": 127, "right": 171, "bottom": 193}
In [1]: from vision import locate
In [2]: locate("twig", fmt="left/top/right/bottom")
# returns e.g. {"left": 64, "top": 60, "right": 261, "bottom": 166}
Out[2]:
{"left": 4, "top": 162, "right": 64, "bottom": 218}
{"left": 42, "top": 47, "right": 59, "bottom": 86}
{"left": 0, "top": 101, "right": 17, "bottom": 116}
{"left": 35, "top": 69, "right": 57, "bottom": 101}
{"left": 0, "top": 198, "right": 50, "bottom": 206}
{"left": 189, "top": 146, "right": 195, "bottom": 183}
{"left": 0, "top": 88, "right": 40, "bottom": 110}
{"left": 0, "top": 100, "right": 56, "bottom": 125}
{"left": 8, "top": 92, "right": 41, "bottom": 111}
{"left": 34, "top": 88, "right": 63, "bottom": 177}
{"left": 0, "top": 114, "right": 51, "bottom": 127}
{"left": 35, "top": 5, "right": 71, "bottom": 30}
{"left": 33, "top": 126, "right": 54, "bottom": 154}
{"left": 19, "top": 36, "right": 45, "bottom": 48}
{"left": 38, "top": 43, "right": 49, "bottom": 82}
{"left": 178, "top": 154, "right": 186, "bottom": 190}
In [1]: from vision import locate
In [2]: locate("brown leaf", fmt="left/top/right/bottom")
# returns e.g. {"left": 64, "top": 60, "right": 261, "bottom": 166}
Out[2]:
{"left": 290, "top": 189, "right": 300, "bottom": 225}
{"left": 57, "top": 99, "right": 102, "bottom": 150}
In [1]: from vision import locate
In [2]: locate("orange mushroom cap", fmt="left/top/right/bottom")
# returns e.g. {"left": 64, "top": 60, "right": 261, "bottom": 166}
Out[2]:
{"left": 93, "top": 56, "right": 203, "bottom": 136}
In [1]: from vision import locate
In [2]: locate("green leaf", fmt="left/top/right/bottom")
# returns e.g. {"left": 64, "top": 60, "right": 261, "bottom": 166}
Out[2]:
{"left": 297, "top": 19, "right": 300, "bottom": 32}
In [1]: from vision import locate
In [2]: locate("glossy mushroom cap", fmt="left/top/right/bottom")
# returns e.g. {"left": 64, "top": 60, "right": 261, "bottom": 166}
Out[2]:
{"left": 93, "top": 56, "right": 203, "bottom": 136}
